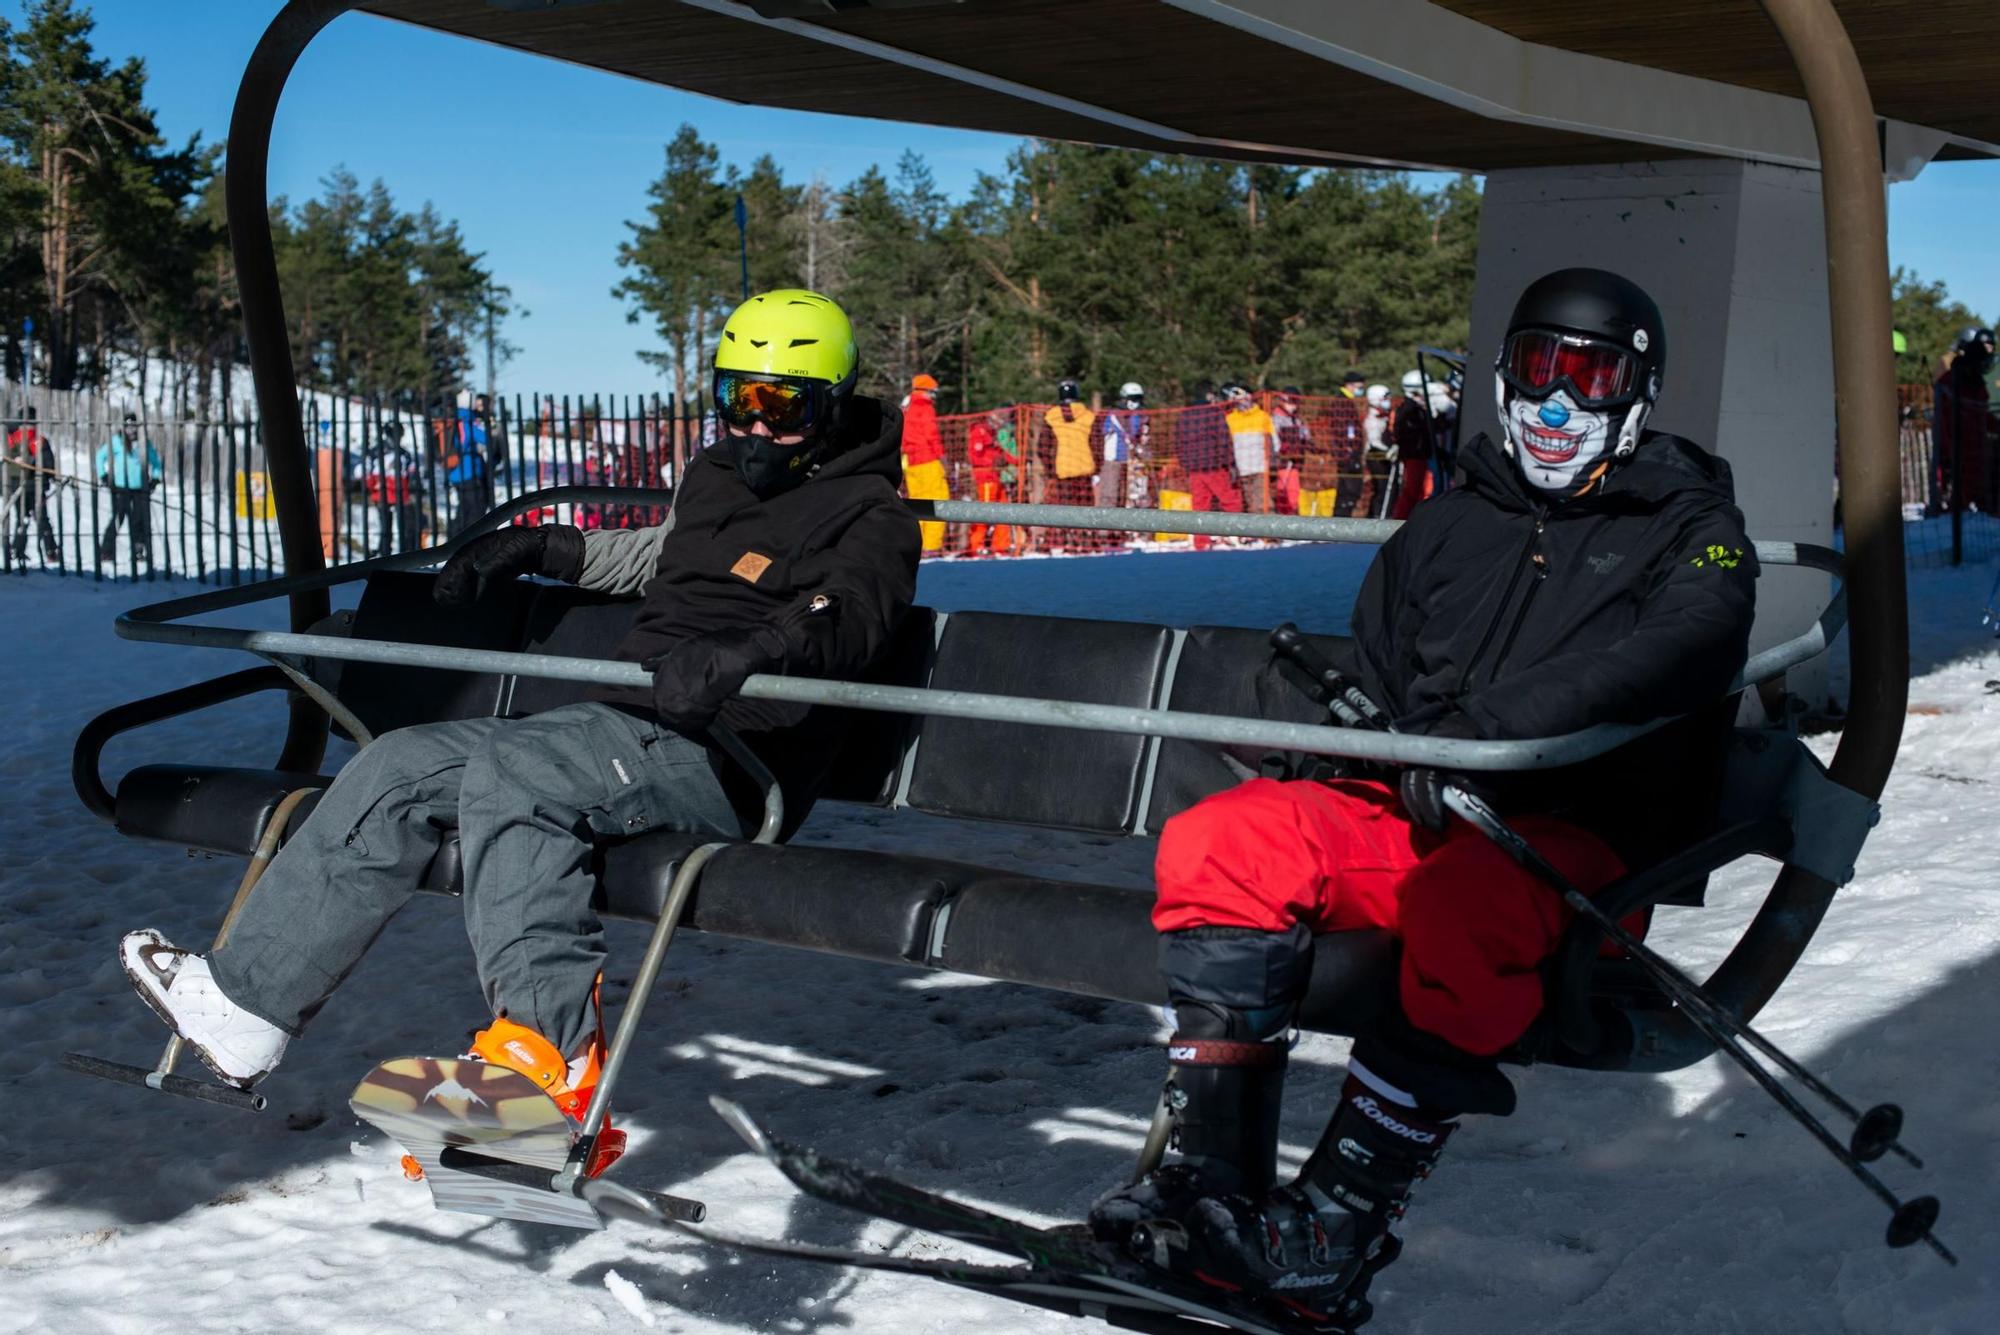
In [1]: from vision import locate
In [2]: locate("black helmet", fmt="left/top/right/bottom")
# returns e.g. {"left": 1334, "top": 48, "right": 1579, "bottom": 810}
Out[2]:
{"left": 1056, "top": 378, "right": 1081, "bottom": 403}
{"left": 1496, "top": 269, "right": 1667, "bottom": 483}
{"left": 1955, "top": 327, "right": 1995, "bottom": 375}
{"left": 1500, "top": 267, "right": 1664, "bottom": 409}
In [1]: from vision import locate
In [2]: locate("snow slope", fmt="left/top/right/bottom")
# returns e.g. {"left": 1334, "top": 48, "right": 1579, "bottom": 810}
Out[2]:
{"left": 1, "top": 554, "right": 1996, "bottom": 1335}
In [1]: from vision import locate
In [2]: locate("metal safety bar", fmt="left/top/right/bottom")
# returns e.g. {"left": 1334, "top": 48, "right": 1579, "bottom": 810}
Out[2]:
{"left": 106, "top": 487, "right": 1845, "bottom": 779}
{"left": 560, "top": 726, "right": 780, "bottom": 1196}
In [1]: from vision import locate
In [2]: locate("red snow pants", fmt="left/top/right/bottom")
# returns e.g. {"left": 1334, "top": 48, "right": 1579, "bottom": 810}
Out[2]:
{"left": 1188, "top": 468, "right": 1244, "bottom": 551}
{"left": 1154, "top": 778, "right": 1631, "bottom": 1056}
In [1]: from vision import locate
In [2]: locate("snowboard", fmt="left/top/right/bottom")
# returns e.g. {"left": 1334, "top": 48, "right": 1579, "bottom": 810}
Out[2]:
{"left": 348, "top": 1056, "right": 602, "bottom": 1230}
{"left": 670, "top": 1095, "right": 1369, "bottom": 1335}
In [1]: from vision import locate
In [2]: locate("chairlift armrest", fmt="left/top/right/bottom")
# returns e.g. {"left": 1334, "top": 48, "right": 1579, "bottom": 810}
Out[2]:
{"left": 73, "top": 666, "right": 302, "bottom": 822}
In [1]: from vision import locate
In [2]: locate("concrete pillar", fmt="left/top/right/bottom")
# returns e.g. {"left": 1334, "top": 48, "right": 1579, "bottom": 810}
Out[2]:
{"left": 1464, "top": 159, "right": 1834, "bottom": 704}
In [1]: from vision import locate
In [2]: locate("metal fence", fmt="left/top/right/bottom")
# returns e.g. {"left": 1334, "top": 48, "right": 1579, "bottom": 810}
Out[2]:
{"left": 0, "top": 382, "right": 698, "bottom": 584}
{"left": 4, "top": 377, "right": 1991, "bottom": 581}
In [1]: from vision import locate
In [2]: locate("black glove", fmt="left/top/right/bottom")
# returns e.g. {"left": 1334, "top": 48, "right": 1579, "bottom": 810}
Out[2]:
{"left": 433, "top": 523, "right": 584, "bottom": 606}
{"left": 647, "top": 624, "right": 794, "bottom": 737}
{"left": 1396, "top": 712, "right": 1484, "bottom": 833}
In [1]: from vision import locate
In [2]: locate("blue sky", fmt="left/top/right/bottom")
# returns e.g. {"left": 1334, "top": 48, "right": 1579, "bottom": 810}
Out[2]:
{"left": 64, "top": 2, "right": 2000, "bottom": 393}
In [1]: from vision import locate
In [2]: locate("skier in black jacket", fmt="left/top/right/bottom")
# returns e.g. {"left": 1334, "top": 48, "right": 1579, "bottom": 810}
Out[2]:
{"left": 1092, "top": 269, "right": 1758, "bottom": 1329}
{"left": 119, "top": 290, "right": 919, "bottom": 1176}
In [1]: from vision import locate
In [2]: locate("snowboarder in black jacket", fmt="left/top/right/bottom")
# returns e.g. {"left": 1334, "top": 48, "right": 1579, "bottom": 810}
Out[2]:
{"left": 118, "top": 291, "right": 918, "bottom": 1178}
{"left": 1091, "top": 269, "right": 1758, "bottom": 1330}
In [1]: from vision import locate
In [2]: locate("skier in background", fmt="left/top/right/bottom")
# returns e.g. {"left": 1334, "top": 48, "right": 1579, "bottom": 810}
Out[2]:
{"left": 1388, "top": 370, "right": 1435, "bottom": 520}
{"left": 901, "top": 373, "right": 948, "bottom": 555}
{"left": 363, "top": 421, "right": 423, "bottom": 557}
{"left": 3, "top": 405, "right": 60, "bottom": 566}
{"left": 1358, "top": 384, "right": 1394, "bottom": 518}
{"left": 446, "top": 390, "right": 493, "bottom": 536}
{"left": 1179, "top": 383, "right": 1241, "bottom": 551}
{"left": 1223, "top": 382, "right": 1277, "bottom": 515}
{"left": 96, "top": 411, "right": 162, "bottom": 571}
{"left": 1099, "top": 381, "right": 1148, "bottom": 512}
{"left": 1931, "top": 327, "right": 1996, "bottom": 518}
{"left": 116, "top": 290, "right": 918, "bottom": 1179}
{"left": 1037, "top": 379, "right": 1099, "bottom": 550}
{"left": 1269, "top": 386, "right": 1309, "bottom": 516}
{"left": 961, "top": 403, "right": 1014, "bottom": 556}
{"left": 1091, "top": 269, "right": 1758, "bottom": 1331}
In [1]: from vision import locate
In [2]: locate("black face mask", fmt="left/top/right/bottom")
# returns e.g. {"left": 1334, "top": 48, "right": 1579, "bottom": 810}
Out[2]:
{"left": 730, "top": 431, "right": 821, "bottom": 498}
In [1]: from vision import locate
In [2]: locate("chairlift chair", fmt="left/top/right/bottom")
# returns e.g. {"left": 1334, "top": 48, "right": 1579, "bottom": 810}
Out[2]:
{"left": 62, "top": 0, "right": 1915, "bottom": 1247}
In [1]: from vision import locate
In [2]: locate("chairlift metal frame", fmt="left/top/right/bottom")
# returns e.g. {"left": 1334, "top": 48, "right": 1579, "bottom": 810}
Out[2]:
{"left": 64, "top": 0, "right": 1913, "bottom": 1223}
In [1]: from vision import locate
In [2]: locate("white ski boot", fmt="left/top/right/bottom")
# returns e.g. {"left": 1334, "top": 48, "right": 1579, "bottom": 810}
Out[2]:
{"left": 120, "top": 929, "right": 288, "bottom": 1088}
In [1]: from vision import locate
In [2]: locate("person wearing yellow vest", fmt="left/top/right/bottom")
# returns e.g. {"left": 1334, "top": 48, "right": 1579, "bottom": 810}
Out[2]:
{"left": 901, "top": 373, "right": 949, "bottom": 554}
{"left": 1035, "top": 379, "right": 1101, "bottom": 552}
{"left": 1222, "top": 382, "right": 1277, "bottom": 514}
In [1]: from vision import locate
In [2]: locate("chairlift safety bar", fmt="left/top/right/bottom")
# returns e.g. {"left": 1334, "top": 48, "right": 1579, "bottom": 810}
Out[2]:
{"left": 112, "top": 486, "right": 1845, "bottom": 776}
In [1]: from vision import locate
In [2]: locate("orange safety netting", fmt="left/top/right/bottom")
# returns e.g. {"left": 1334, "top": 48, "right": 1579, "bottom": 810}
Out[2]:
{"left": 906, "top": 392, "right": 1432, "bottom": 556}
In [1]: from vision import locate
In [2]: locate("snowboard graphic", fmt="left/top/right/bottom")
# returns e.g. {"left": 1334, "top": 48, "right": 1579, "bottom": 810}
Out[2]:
{"left": 349, "top": 1056, "right": 601, "bottom": 1230}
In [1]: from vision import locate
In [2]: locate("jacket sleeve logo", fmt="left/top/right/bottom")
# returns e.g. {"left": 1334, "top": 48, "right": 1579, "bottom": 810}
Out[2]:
{"left": 731, "top": 551, "right": 773, "bottom": 583}
{"left": 1689, "top": 543, "right": 1745, "bottom": 570}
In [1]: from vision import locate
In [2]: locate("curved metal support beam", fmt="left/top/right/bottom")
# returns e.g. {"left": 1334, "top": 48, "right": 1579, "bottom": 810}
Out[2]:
{"left": 227, "top": 0, "right": 359, "bottom": 779}
{"left": 1661, "top": 0, "right": 1908, "bottom": 1040}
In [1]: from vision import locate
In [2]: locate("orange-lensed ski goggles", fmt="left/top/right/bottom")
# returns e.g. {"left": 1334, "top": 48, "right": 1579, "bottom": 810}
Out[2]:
{"left": 714, "top": 371, "right": 836, "bottom": 435}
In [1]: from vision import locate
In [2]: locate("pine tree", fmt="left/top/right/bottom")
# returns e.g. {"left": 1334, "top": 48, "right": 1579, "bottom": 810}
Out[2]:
{"left": 613, "top": 123, "right": 733, "bottom": 410}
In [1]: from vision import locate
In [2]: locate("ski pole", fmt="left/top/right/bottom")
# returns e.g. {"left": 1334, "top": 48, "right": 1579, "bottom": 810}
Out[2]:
{"left": 1268, "top": 623, "right": 1390, "bottom": 731}
{"left": 1441, "top": 784, "right": 1955, "bottom": 1265}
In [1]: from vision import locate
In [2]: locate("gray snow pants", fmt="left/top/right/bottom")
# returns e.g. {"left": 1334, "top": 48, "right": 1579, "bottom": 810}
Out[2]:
{"left": 207, "top": 702, "right": 740, "bottom": 1057}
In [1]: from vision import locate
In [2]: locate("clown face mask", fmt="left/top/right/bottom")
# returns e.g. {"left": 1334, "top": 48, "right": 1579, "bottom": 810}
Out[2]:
{"left": 1496, "top": 381, "right": 1648, "bottom": 498}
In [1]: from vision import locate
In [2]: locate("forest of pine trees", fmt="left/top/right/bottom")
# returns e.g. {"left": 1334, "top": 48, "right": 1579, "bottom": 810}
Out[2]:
{"left": 616, "top": 127, "right": 1487, "bottom": 410}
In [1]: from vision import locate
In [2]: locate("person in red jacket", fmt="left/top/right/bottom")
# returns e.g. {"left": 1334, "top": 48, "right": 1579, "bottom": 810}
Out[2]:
{"left": 961, "top": 405, "right": 1013, "bottom": 556}
{"left": 902, "top": 373, "right": 948, "bottom": 554}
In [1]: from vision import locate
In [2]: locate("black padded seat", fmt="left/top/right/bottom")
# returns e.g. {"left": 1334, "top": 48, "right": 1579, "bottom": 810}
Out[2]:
{"left": 1145, "top": 624, "right": 1357, "bottom": 832}
{"left": 597, "top": 835, "right": 962, "bottom": 965}
{"left": 339, "top": 571, "right": 533, "bottom": 737}
{"left": 507, "top": 585, "right": 640, "bottom": 716}
{"left": 906, "top": 611, "right": 1172, "bottom": 831}
{"left": 817, "top": 606, "right": 937, "bottom": 806}
{"left": 114, "top": 765, "right": 329, "bottom": 857}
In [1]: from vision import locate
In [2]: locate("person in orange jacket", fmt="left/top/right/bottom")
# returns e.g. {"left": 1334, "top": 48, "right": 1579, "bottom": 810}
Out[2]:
{"left": 902, "top": 373, "right": 948, "bottom": 553}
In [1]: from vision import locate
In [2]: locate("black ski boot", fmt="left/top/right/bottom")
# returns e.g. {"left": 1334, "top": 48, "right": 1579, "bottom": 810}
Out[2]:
{"left": 1089, "top": 997, "right": 1290, "bottom": 1244}
{"left": 1142, "top": 1071, "right": 1457, "bottom": 1331}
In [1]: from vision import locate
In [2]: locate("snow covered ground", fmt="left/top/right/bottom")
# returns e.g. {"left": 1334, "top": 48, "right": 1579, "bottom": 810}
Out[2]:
{"left": 2, "top": 551, "right": 1997, "bottom": 1335}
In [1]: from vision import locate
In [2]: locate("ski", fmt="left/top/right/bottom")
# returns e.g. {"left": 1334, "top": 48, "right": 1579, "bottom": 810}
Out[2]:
{"left": 696, "top": 1096, "right": 1362, "bottom": 1334}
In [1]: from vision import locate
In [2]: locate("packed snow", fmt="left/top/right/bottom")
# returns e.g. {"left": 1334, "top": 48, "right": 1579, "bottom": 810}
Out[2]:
{"left": 2, "top": 547, "right": 1996, "bottom": 1334}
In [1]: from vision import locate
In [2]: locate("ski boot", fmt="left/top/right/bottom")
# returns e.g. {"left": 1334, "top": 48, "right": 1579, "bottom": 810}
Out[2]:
{"left": 1141, "top": 1065, "right": 1458, "bottom": 1330}
{"left": 1089, "top": 996, "right": 1290, "bottom": 1243}
{"left": 464, "top": 984, "right": 626, "bottom": 1180}
{"left": 119, "top": 929, "right": 288, "bottom": 1089}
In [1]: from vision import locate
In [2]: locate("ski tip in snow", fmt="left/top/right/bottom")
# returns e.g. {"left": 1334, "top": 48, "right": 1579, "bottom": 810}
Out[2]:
{"left": 709, "top": 1095, "right": 776, "bottom": 1161}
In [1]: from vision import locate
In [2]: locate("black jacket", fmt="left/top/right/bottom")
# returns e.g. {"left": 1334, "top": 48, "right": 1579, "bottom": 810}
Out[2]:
{"left": 1336, "top": 430, "right": 1759, "bottom": 863}
{"left": 596, "top": 396, "right": 920, "bottom": 822}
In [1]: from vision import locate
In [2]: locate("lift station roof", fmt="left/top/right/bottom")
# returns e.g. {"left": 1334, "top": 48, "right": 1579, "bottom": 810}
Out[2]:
{"left": 358, "top": 1, "right": 1999, "bottom": 176}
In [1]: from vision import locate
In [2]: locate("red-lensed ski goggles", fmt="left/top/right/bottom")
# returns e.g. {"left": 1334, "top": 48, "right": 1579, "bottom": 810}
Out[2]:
{"left": 714, "top": 370, "right": 838, "bottom": 435}
{"left": 1498, "top": 330, "right": 1645, "bottom": 409}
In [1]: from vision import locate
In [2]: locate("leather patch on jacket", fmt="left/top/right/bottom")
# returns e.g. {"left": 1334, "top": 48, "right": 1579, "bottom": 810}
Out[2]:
{"left": 731, "top": 551, "right": 772, "bottom": 583}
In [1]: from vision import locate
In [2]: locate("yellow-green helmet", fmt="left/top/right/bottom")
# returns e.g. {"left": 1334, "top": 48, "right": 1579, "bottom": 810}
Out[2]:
{"left": 714, "top": 289, "right": 858, "bottom": 388}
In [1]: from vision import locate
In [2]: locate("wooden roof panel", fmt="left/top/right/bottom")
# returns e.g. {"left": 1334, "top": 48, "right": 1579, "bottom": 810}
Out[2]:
{"left": 358, "top": 0, "right": 1662, "bottom": 171}
{"left": 357, "top": 0, "right": 1984, "bottom": 169}
{"left": 1434, "top": 1, "right": 2000, "bottom": 145}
